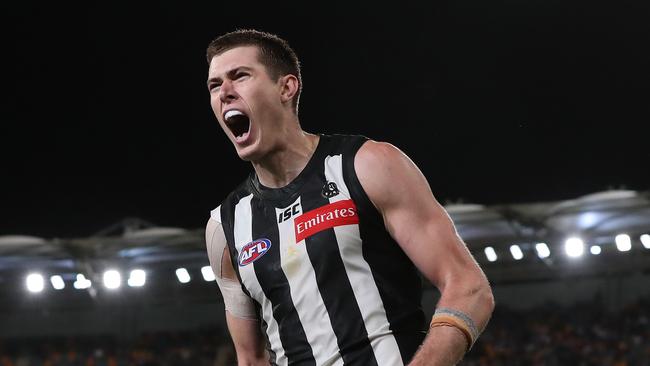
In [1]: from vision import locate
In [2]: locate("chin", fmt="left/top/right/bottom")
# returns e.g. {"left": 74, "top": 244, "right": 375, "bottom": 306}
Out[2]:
{"left": 233, "top": 140, "right": 262, "bottom": 162}
{"left": 236, "top": 151, "right": 254, "bottom": 162}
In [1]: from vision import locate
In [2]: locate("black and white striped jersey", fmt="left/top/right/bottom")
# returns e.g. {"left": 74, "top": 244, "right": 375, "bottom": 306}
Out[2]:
{"left": 211, "top": 134, "right": 427, "bottom": 366}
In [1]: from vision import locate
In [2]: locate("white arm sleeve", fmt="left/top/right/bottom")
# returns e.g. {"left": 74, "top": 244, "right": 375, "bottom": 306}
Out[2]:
{"left": 206, "top": 215, "right": 258, "bottom": 320}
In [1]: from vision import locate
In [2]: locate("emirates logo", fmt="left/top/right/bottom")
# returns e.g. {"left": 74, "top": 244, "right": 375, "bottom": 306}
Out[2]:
{"left": 294, "top": 199, "right": 358, "bottom": 242}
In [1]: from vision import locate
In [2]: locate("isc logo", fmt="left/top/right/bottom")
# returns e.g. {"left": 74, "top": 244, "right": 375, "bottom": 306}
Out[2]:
{"left": 278, "top": 202, "right": 301, "bottom": 223}
{"left": 238, "top": 239, "right": 272, "bottom": 266}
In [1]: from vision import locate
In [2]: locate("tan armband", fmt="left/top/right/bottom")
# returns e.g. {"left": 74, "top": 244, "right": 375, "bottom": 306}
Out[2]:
{"left": 216, "top": 276, "right": 257, "bottom": 320}
{"left": 429, "top": 307, "right": 479, "bottom": 352}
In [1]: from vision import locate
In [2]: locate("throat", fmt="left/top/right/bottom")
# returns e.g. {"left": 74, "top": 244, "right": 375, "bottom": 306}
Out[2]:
{"left": 253, "top": 133, "right": 320, "bottom": 188}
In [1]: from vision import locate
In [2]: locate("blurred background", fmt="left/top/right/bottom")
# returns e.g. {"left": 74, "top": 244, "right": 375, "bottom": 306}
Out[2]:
{"left": 2, "top": 1, "right": 649, "bottom": 365}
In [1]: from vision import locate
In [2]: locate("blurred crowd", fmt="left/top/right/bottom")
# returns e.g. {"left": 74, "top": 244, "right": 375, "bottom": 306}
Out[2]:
{"left": 1, "top": 296, "right": 648, "bottom": 366}
{"left": 0, "top": 329, "right": 236, "bottom": 366}
{"left": 462, "top": 297, "right": 650, "bottom": 366}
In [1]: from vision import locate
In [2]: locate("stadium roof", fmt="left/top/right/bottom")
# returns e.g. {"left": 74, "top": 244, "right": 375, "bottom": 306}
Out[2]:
{"left": 1, "top": 189, "right": 648, "bottom": 295}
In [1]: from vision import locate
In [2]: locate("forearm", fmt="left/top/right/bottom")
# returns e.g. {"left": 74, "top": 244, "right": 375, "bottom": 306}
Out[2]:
{"left": 409, "top": 278, "right": 494, "bottom": 366}
{"left": 408, "top": 325, "right": 467, "bottom": 366}
{"left": 226, "top": 313, "right": 270, "bottom": 366}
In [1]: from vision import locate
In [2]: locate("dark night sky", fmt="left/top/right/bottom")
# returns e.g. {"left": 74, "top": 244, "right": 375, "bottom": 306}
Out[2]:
{"left": 2, "top": 1, "right": 649, "bottom": 239}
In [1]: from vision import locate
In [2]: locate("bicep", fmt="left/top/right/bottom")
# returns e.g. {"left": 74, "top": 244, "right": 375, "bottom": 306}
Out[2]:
{"left": 206, "top": 217, "right": 237, "bottom": 281}
{"left": 355, "top": 141, "right": 481, "bottom": 289}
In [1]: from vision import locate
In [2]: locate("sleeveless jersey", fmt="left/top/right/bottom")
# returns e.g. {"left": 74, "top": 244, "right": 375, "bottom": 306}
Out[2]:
{"left": 211, "top": 134, "right": 426, "bottom": 366}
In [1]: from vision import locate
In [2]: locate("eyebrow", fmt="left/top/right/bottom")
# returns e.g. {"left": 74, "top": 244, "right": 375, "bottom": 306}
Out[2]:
{"left": 207, "top": 66, "right": 253, "bottom": 86}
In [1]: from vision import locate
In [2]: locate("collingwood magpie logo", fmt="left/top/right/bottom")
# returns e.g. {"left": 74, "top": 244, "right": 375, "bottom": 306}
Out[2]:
{"left": 321, "top": 181, "right": 339, "bottom": 198}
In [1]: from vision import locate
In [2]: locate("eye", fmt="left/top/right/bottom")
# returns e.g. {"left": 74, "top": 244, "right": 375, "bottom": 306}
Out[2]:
{"left": 235, "top": 72, "right": 249, "bottom": 80}
{"left": 209, "top": 82, "right": 221, "bottom": 92}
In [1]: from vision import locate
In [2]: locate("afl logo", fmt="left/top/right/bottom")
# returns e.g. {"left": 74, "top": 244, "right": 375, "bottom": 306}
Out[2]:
{"left": 238, "top": 239, "right": 272, "bottom": 266}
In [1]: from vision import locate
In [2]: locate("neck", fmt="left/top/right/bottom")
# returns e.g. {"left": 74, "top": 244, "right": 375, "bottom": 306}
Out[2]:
{"left": 252, "top": 129, "right": 320, "bottom": 188}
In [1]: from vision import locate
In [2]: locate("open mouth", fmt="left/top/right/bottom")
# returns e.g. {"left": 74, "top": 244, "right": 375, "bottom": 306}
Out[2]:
{"left": 224, "top": 110, "right": 251, "bottom": 139}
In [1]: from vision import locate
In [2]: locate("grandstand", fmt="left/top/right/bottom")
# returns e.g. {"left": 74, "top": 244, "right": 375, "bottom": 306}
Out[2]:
{"left": 1, "top": 189, "right": 649, "bottom": 365}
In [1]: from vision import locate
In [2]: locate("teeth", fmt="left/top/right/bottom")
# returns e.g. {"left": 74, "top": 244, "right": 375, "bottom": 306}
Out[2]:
{"left": 224, "top": 110, "right": 244, "bottom": 121}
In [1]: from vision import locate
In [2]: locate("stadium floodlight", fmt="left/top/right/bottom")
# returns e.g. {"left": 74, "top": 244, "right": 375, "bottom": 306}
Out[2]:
{"left": 535, "top": 243, "right": 551, "bottom": 258}
{"left": 73, "top": 274, "right": 92, "bottom": 289}
{"left": 590, "top": 245, "right": 602, "bottom": 255}
{"left": 509, "top": 245, "right": 524, "bottom": 260}
{"left": 50, "top": 275, "right": 65, "bottom": 290}
{"left": 103, "top": 270, "right": 121, "bottom": 289}
{"left": 615, "top": 234, "right": 632, "bottom": 252}
{"left": 201, "top": 266, "right": 216, "bottom": 281}
{"left": 484, "top": 247, "right": 497, "bottom": 262}
{"left": 640, "top": 234, "right": 650, "bottom": 249}
{"left": 26, "top": 273, "right": 44, "bottom": 293}
{"left": 127, "top": 269, "right": 146, "bottom": 287}
{"left": 176, "top": 268, "right": 191, "bottom": 284}
{"left": 565, "top": 237, "right": 585, "bottom": 258}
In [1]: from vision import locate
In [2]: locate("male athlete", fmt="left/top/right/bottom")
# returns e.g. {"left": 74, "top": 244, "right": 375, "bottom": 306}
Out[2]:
{"left": 204, "top": 29, "right": 494, "bottom": 366}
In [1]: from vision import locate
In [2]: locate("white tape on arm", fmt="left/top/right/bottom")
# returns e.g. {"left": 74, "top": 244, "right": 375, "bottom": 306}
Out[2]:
{"left": 206, "top": 217, "right": 257, "bottom": 320}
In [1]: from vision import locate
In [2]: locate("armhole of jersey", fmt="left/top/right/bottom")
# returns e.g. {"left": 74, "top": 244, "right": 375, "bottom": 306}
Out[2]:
{"left": 208, "top": 206, "right": 224, "bottom": 277}
{"left": 342, "top": 136, "right": 384, "bottom": 228}
{"left": 210, "top": 205, "right": 222, "bottom": 224}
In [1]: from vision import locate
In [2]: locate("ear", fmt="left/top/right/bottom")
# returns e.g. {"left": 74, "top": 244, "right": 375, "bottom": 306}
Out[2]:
{"left": 279, "top": 74, "right": 299, "bottom": 104}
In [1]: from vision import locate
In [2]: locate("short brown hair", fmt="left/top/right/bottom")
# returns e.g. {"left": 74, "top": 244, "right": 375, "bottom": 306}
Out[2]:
{"left": 206, "top": 29, "right": 302, "bottom": 113}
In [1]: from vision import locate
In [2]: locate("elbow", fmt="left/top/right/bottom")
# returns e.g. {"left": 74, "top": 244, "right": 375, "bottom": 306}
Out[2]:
{"left": 443, "top": 274, "right": 495, "bottom": 313}
{"left": 473, "top": 274, "right": 495, "bottom": 309}
{"left": 483, "top": 280, "right": 495, "bottom": 314}
{"left": 473, "top": 277, "right": 495, "bottom": 328}
{"left": 460, "top": 275, "right": 495, "bottom": 320}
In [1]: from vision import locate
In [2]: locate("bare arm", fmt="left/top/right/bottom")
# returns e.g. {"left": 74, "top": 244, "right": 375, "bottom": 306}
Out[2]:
{"left": 355, "top": 141, "right": 495, "bottom": 365}
{"left": 206, "top": 217, "right": 270, "bottom": 366}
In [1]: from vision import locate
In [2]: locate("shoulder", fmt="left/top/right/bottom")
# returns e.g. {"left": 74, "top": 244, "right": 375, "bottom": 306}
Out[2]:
{"left": 205, "top": 215, "right": 224, "bottom": 247}
{"left": 355, "top": 139, "right": 416, "bottom": 178}
{"left": 356, "top": 139, "right": 403, "bottom": 159}
{"left": 205, "top": 216, "right": 227, "bottom": 263}
{"left": 206, "top": 214, "right": 221, "bottom": 232}
{"left": 354, "top": 139, "right": 429, "bottom": 210}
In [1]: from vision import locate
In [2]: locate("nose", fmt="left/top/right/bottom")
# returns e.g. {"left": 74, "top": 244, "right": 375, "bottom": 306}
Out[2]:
{"left": 218, "top": 79, "right": 237, "bottom": 104}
